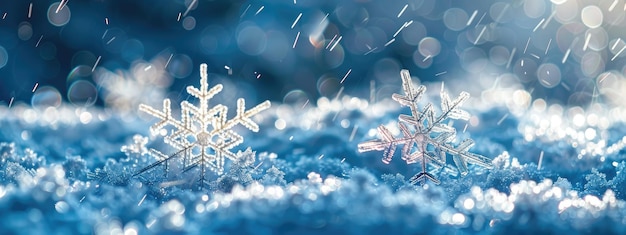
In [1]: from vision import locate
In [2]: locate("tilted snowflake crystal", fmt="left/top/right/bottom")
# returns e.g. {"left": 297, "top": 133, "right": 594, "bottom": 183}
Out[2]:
{"left": 358, "top": 69, "right": 492, "bottom": 185}
{"left": 137, "top": 63, "right": 270, "bottom": 185}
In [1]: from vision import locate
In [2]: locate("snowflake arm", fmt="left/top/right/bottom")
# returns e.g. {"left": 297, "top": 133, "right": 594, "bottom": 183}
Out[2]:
{"left": 140, "top": 99, "right": 190, "bottom": 136}
{"left": 357, "top": 125, "right": 406, "bottom": 164}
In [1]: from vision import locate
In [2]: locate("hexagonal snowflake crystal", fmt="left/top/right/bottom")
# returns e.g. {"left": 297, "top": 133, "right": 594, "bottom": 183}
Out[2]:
{"left": 358, "top": 69, "right": 492, "bottom": 185}
{"left": 137, "top": 63, "right": 270, "bottom": 185}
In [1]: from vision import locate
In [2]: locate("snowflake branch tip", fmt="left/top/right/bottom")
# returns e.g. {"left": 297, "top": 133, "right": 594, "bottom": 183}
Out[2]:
{"left": 359, "top": 69, "right": 491, "bottom": 184}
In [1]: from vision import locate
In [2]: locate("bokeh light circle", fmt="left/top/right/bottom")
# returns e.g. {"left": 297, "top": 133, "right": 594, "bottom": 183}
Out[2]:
{"left": 537, "top": 63, "right": 561, "bottom": 88}
{"left": 18, "top": 22, "right": 33, "bottom": 41}
{"left": 183, "top": 16, "right": 196, "bottom": 31}
{"left": 262, "top": 31, "right": 289, "bottom": 63}
{"left": 167, "top": 54, "right": 193, "bottom": 78}
{"left": 67, "top": 80, "right": 98, "bottom": 107}
{"left": 581, "top": 5, "right": 603, "bottom": 28}
{"left": 513, "top": 58, "right": 538, "bottom": 83}
{"left": 489, "top": 46, "right": 510, "bottom": 66}
{"left": 237, "top": 24, "right": 267, "bottom": 56}
{"left": 581, "top": 52, "right": 604, "bottom": 78}
{"left": 402, "top": 21, "right": 427, "bottom": 46}
{"left": 373, "top": 58, "right": 401, "bottom": 83}
{"left": 0, "top": 46, "right": 7, "bottom": 69}
{"left": 418, "top": 37, "right": 441, "bottom": 58}
{"left": 443, "top": 8, "right": 468, "bottom": 31}
{"left": 283, "top": 90, "right": 309, "bottom": 106}
{"left": 39, "top": 42, "right": 57, "bottom": 61}
{"left": 523, "top": 0, "right": 546, "bottom": 19}
{"left": 585, "top": 28, "right": 608, "bottom": 51}
{"left": 31, "top": 86, "right": 62, "bottom": 108}
{"left": 317, "top": 75, "right": 341, "bottom": 97}
{"left": 47, "top": 3, "right": 71, "bottom": 27}
{"left": 121, "top": 39, "right": 145, "bottom": 62}
{"left": 67, "top": 65, "right": 92, "bottom": 83}
{"left": 555, "top": 0, "right": 579, "bottom": 23}
{"left": 460, "top": 47, "right": 488, "bottom": 74}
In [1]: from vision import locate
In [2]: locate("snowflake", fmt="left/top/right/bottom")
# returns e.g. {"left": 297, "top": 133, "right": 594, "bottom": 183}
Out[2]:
{"left": 358, "top": 69, "right": 492, "bottom": 185}
{"left": 136, "top": 63, "right": 270, "bottom": 186}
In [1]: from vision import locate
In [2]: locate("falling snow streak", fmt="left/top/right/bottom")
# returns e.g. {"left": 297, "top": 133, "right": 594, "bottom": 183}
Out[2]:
{"left": 612, "top": 38, "right": 621, "bottom": 50}
{"left": 493, "top": 4, "right": 509, "bottom": 23}
{"left": 349, "top": 125, "right": 358, "bottom": 142}
{"left": 319, "top": 13, "right": 329, "bottom": 25}
{"left": 609, "top": 0, "right": 618, "bottom": 11}
{"left": 182, "top": 0, "right": 197, "bottom": 17}
{"left": 583, "top": 34, "right": 591, "bottom": 51}
{"left": 533, "top": 18, "right": 545, "bottom": 32}
{"left": 35, "top": 35, "right": 43, "bottom": 47}
{"left": 329, "top": 36, "right": 342, "bottom": 51}
{"left": 364, "top": 46, "right": 378, "bottom": 56}
{"left": 467, "top": 10, "right": 478, "bottom": 26}
{"left": 292, "top": 32, "right": 300, "bottom": 48}
{"left": 326, "top": 35, "right": 337, "bottom": 49}
{"left": 56, "top": 0, "right": 69, "bottom": 14}
{"left": 370, "top": 80, "right": 376, "bottom": 103}
{"left": 561, "top": 82, "right": 571, "bottom": 91}
{"left": 106, "top": 37, "right": 116, "bottom": 45}
{"left": 340, "top": 69, "right": 352, "bottom": 84}
{"left": 165, "top": 53, "right": 173, "bottom": 68}
{"left": 542, "top": 10, "right": 556, "bottom": 29}
{"left": 475, "top": 12, "right": 486, "bottom": 27}
{"left": 384, "top": 38, "right": 395, "bottom": 47}
{"left": 92, "top": 56, "right": 101, "bottom": 72}
{"left": 138, "top": 194, "right": 147, "bottom": 206}
{"left": 562, "top": 49, "right": 571, "bottom": 64}
{"left": 612, "top": 45, "right": 626, "bottom": 61}
{"left": 506, "top": 48, "right": 516, "bottom": 69}
{"left": 497, "top": 114, "right": 509, "bottom": 126}
{"left": 397, "top": 4, "right": 408, "bottom": 18}
{"left": 255, "top": 6, "right": 264, "bottom": 16}
{"left": 393, "top": 21, "right": 413, "bottom": 38}
{"left": 537, "top": 151, "right": 544, "bottom": 170}
{"left": 523, "top": 37, "right": 531, "bottom": 54}
{"left": 240, "top": 5, "right": 251, "bottom": 18}
{"left": 291, "top": 13, "right": 302, "bottom": 29}
{"left": 333, "top": 87, "right": 344, "bottom": 101}
{"left": 474, "top": 26, "right": 487, "bottom": 45}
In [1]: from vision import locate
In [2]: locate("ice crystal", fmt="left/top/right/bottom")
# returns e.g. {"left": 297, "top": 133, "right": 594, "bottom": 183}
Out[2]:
{"left": 136, "top": 63, "right": 270, "bottom": 187}
{"left": 358, "top": 69, "right": 492, "bottom": 184}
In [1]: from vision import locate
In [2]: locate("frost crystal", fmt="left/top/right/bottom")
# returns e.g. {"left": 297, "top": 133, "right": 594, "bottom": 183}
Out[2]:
{"left": 136, "top": 63, "right": 270, "bottom": 186}
{"left": 358, "top": 69, "right": 492, "bottom": 184}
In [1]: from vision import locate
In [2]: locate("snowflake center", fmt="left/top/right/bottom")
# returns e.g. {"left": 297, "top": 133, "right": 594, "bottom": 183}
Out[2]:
{"left": 196, "top": 132, "right": 212, "bottom": 147}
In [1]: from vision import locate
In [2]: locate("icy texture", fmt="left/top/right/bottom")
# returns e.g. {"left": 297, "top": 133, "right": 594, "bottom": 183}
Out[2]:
{"left": 136, "top": 63, "right": 270, "bottom": 187}
{"left": 359, "top": 70, "right": 492, "bottom": 184}
{"left": 3, "top": 97, "right": 626, "bottom": 234}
